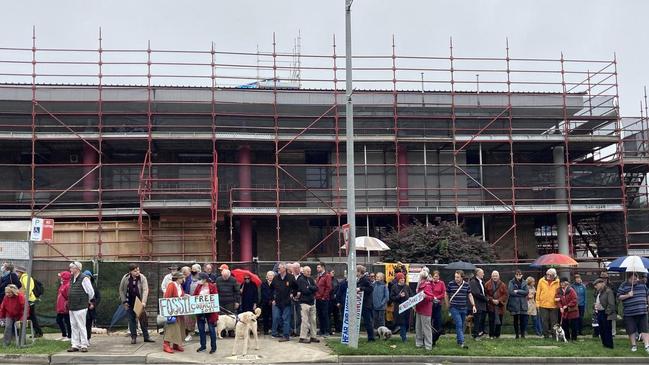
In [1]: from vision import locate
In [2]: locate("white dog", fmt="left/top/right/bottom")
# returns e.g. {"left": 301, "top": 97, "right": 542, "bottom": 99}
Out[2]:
{"left": 553, "top": 323, "right": 567, "bottom": 342}
{"left": 231, "top": 308, "right": 262, "bottom": 356}
{"left": 216, "top": 313, "right": 238, "bottom": 339}
{"left": 375, "top": 326, "right": 392, "bottom": 340}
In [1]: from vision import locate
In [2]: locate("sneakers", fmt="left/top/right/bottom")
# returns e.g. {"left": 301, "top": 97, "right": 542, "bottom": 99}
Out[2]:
{"left": 209, "top": 348, "right": 217, "bottom": 354}
{"left": 631, "top": 345, "right": 637, "bottom": 352}
{"left": 184, "top": 334, "right": 192, "bottom": 342}
{"left": 279, "top": 337, "right": 290, "bottom": 342}
{"left": 459, "top": 343, "right": 469, "bottom": 349}
{"left": 80, "top": 348, "right": 88, "bottom": 353}
{"left": 196, "top": 347, "right": 206, "bottom": 353}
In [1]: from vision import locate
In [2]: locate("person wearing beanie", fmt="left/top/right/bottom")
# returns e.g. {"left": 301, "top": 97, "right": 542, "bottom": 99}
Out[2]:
{"left": 119, "top": 263, "right": 153, "bottom": 344}
{"left": 56, "top": 271, "right": 72, "bottom": 341}
{"left": 556, "top": 277, "right": 579, "bottom": 341}
{"left": 193, "top": 272, "right": 218, "bottom": 353}
{"left": 0, "top": 284, "right": 26, "bottom": 346}
{"left": 67, "top": 261, "right": 95, "bottom": 353}
{"left": 389, "top": 272, "right": 411, "bottom": 342}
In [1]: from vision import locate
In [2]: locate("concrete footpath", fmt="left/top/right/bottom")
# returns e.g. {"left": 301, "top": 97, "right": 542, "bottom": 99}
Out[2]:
{"left": 2, "top": 332, "right": 649, "bottom": 365}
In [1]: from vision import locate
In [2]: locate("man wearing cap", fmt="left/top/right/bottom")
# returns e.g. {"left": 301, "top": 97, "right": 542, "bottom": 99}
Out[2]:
{"left": 67, "top": 261, "right": 95, "bottom": 352}
{"left": 16, "top": 265, "right": 43, "bottom": 338}
{"left": 119, "top": 263, "right": 154, "bottom": 344}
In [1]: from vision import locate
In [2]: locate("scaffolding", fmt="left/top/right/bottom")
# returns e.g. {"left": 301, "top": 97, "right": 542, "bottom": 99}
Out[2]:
{"left": 0, "top": 30, "right": 647, "bottom": 262}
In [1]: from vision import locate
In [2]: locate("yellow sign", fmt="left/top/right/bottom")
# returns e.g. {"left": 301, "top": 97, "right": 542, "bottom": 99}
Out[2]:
{"left": 385, "top": 262, "right": 410, "bottom": 285}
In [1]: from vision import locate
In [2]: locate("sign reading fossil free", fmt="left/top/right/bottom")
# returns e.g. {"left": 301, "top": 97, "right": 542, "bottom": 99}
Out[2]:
{"left": 159, "top": 294, "right": 220, "bottom": 317}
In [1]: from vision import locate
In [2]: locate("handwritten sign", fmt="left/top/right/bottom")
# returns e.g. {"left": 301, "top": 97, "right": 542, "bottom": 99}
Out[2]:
{"left": 159, "top": 294, "right": 220, "bottom": 317}
{"left": 341, "top": 292, "right": 363, "bottom": 345}
{"left": 399, "top": 290, "right": 425, "bottom": 314}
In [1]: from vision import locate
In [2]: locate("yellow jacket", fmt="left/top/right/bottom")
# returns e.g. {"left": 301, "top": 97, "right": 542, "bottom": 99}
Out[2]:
{"left": 20, "top": 273, "right": 36, "bottom": 302}
{"left": 535, "top": 276, "right": 559, "bottom": 309}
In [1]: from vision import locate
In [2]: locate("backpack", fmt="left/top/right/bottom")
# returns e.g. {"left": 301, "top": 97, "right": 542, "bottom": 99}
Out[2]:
{"left": 33, "top": 278, "right": 45, "bottom": 298}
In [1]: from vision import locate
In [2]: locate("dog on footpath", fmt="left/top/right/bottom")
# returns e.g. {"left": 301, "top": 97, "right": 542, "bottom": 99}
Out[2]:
{"left": 553, "top": 323, "right": 567, "bottom": 342}
{"left": 231, "top": 307, "right": 262, "bottom": 356}
{"left": 216, "top": 313, "right": 238, "bottom": 339}
{"left": 375, "top": 326, "right": 392, "bottom": 340}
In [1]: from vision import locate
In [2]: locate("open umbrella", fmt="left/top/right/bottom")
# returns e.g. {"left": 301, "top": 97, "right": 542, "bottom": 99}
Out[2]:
{"left": 606, "top": 255, "right": 649, "bottom": 273}
{"left": 530, "top": 253, "right": 578, "bottom": 268}
{"left": 340, "top": 236, "right": 391, "bottom": 251}
{"left": 231, "top": 268, "right": 262, "bottom": 287}
{"left": 444, "top": 261, "right": 476, "bottom": 271}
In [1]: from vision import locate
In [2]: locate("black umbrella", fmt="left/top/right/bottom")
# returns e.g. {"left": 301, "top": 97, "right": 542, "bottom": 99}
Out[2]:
{"left": 444, "top": 261, "right": 476, "bottom": 271}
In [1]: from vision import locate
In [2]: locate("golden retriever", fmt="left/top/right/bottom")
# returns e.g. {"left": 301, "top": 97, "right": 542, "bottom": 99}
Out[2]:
{"left": 231, "top": 308, "right": 262, "bottom": 356}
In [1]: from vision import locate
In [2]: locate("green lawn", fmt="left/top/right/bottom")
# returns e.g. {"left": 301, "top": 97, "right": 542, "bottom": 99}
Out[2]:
{"left": 0, "top": 339, "right": 69, "bottom": 354}
{"left": 327, "top": 336, "right": 649, "bottom": 357}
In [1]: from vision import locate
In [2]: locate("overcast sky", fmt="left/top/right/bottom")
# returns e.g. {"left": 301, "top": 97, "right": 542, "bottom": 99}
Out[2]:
{"left": 1, "top": 0, "right": 647, "bottom": 115}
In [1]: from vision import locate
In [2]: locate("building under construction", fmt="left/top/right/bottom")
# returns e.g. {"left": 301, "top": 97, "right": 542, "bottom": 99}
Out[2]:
{"left": 0, "top": 36, "right": 647, "bottom": 263}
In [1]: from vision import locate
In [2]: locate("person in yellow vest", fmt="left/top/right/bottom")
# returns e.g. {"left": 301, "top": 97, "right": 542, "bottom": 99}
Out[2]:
{"left": 535, "top": 268, "right": 560, "bottom": 338}
{"left": 15, "top": 266, "right": 43, "bottom": 338}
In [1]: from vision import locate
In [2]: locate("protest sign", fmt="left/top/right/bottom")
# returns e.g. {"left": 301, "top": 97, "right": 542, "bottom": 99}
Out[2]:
{"left": 159, "top": 294, "right": 220, "bottom": 317}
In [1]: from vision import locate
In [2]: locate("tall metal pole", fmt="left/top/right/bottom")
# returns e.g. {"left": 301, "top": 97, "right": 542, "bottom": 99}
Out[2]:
{"left": 344, "top": 0, "right": 358, "bottom": 349}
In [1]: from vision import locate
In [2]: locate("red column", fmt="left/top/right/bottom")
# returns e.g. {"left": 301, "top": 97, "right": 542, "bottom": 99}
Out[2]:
{"left": 238, "top": 146, "right": 253, "bottom": 262}
{"left": 397, "top": 144, "right": 409, "bottom": 226}
{"left": 82, "top": 144, "right": 98, "bottom": 203}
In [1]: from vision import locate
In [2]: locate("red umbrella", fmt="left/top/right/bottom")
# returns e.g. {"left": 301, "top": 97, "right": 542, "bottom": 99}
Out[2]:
{"left": 231, "top": 269, "right": 262, "bottom": 287}
{"left": 530, "top": 253, "right": 578, "bottom": 268}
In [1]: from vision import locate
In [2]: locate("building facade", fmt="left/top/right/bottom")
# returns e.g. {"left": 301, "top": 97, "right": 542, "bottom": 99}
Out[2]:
{"left": 0, "top": 42, "right": 647, "bottom": 263}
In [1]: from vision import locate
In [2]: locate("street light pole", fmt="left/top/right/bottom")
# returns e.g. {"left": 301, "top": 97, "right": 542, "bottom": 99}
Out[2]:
{"left": 344, "top": 0, "right": 358, "bottom": 349}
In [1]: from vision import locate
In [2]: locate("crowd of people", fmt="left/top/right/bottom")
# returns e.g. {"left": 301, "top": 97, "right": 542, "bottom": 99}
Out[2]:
{"left": 0, "top": 260, "right": 648, "bottom": 355}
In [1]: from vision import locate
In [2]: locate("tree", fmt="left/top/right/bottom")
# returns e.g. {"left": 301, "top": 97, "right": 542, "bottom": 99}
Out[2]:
{"left": 381, "top": 220, "right": 496, "bottom": 264}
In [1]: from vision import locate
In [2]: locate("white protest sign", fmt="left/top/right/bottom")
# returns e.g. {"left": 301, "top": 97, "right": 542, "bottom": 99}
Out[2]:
{"left": 341, "top": 291, "right": 363, "bottom": 345}
{"left": 159, "top": 294, "right": 220, "bottom": 317}
{"left": 399, "top": 290, "right": 425, "bottom": 314}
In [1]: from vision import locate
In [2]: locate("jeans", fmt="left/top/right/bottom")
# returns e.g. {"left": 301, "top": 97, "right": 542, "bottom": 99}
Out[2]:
{"left": 316, "top": 299, "right": 329, "bottom": 335}
{"left": 471, "top": 310, "right": 486, "bottom": 338}
{"left": 196, "top": 314, "right": 217, "bottom": 351}
{"left": 512, "top": 314, "right": 528, "bottom": 337}
{"left": 487, "top": 312, "right": 503, "bottom": 338}
{"left": 127, "top": 308, "right": 150, "bottom": 340}
{"left": 597, "top": 311, "right": 614, "bottom": 348}
{"left": 361, "top": 307, "right": 375, "bottom": 340}
{"left": 530, "top": 315, "right": 543, "bottom": 336}
{"left": 56, "top": 313, "right": 71, "bottom": 338}
{"left": 431, "top": 303, "right": 443, "bottom": 344}
{"left": 274, "top": 305, "right": 292, "bottom": 338}
{"left": 577, "top": 305, "right": 585, "bottom": 334}
{"left": 449, "top": 306, "right": 467, "bottom": 344}
{"left": 398, "top": 310, "right": 410, "bottom": 341}
{"left": 373, "top": 309, "right": 386, "bottom": 329}
{"left": 2, "top": 317, "right": 16, "bottom": 346}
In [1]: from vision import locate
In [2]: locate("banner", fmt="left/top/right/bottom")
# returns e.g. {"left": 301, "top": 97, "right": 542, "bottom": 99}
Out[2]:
{"left": 385, "top": 263, "right": 410, "bottom": 284}
{"left": 398, "top": 290, "right": 425, "bottom": 314}
{"left": 159, "top": 294, "right": 220, "bottom": 317}
{"left": 340, "top": 292, "right": 363, "bottom": 345}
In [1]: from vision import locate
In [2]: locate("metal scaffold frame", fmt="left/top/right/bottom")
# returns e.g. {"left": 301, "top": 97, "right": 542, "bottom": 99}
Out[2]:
{"left": 0, "top": 30, "right": 647, "bottom": 262}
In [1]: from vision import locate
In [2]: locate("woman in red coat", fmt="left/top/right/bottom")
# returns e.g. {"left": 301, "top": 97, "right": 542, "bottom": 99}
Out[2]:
{"left": 193, "top": 272, "right": 219, "bottom": 354}
{"left": 56, "top": 271, "right": 72, "bottom": 340}
{"left": 556, "top": 277, "right": 579, "bottom": 341}
{"left": 1, "top": 284, "right": 26, "bottom": 346}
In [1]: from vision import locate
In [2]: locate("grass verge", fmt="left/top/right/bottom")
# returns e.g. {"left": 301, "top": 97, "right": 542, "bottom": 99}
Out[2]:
{"left": 0, "top": 339, "right": 70, "bottom": 355}
{"left": 327, "top": 336, "right": 649, "bottom": 357}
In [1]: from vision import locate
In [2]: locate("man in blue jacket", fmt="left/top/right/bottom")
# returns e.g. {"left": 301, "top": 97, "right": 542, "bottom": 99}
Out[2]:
{"left": 572, "top": 274, "right": 587, "bottom": 335}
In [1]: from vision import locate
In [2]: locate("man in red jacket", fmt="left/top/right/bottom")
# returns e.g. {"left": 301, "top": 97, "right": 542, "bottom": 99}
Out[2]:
{"left": 315, "top": 263, "right": 332, "bottom": 337}
{"left": 1, "top": 284, "right": 26, "bottom": 346}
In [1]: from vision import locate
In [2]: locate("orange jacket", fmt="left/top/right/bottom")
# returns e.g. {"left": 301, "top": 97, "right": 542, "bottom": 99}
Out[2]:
{"left": 535, "top": 277, "right": 560, "bottom": 309}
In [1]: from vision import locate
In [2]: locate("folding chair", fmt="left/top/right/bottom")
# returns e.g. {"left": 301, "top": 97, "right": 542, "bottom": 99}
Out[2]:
{"left": 13, "top": 319, "right": 34, "bottom": 346}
